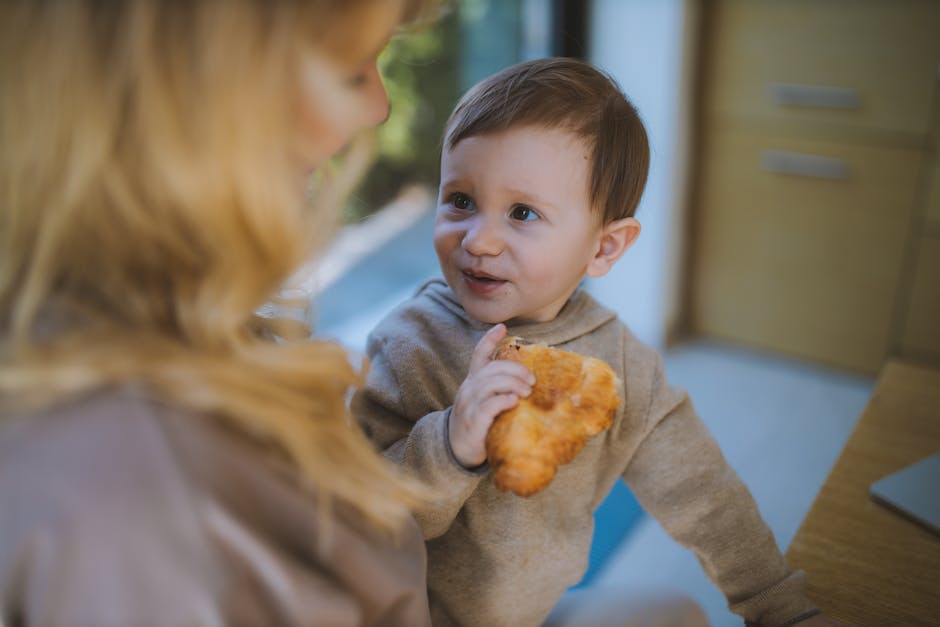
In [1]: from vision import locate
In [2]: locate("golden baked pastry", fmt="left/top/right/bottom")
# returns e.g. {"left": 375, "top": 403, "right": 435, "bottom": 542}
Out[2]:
{"left": 485, "top": 337, "right": 621, "bottom": 497}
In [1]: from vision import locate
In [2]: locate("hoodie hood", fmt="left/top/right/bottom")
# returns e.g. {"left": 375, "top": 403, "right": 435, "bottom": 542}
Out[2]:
{"left": 417, "top": 278, "right": 617, "bottom": 347}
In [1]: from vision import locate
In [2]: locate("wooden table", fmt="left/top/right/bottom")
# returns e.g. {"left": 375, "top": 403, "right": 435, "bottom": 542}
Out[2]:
{"left": 786, "top": 360, "right": 940, "bottom": 626}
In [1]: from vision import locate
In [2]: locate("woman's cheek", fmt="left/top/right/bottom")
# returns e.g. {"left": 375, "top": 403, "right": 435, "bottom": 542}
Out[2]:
{"left": 296, "top": 58, "right": 349, "bottom": 166}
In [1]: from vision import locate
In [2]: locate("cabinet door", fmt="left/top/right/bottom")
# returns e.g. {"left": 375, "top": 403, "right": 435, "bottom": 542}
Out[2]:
{"left": 707, "top": 0, "right": 940, "bottom": 138}
{"left": 692, "top": 127, "right": 924, "bottom": 372}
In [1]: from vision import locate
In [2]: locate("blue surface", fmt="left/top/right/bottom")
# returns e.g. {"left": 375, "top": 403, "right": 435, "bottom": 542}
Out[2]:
{"left": 576, "top": 481, "right": 645, "bottom": 587}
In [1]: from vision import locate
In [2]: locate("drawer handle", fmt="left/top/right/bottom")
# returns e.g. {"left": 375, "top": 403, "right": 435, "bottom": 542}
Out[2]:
{"left": 767, "top": 82, "right": 860, "bottom": 110}
{"left": 760, "top": 150, "right": 848, "bottom": 180}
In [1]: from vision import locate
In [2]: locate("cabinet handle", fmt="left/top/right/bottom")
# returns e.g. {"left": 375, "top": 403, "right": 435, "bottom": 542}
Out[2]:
{"left": 767, "top": 82, "right": 860, "bottom": 110}
{"left": 760, "top": 150, "right": 848, "bottom": 180}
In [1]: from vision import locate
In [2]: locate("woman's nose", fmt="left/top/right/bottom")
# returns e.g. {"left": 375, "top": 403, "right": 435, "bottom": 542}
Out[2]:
{"left": 365, "top": 65, "right": 391, "bottom": 128}
{"left": 462, "top": 215, "right": 503, "bottom": 256}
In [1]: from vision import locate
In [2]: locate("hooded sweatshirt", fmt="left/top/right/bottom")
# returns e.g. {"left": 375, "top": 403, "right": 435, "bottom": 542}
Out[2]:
{"left": 353, "top": 278, "right": 817, "bottom": 627}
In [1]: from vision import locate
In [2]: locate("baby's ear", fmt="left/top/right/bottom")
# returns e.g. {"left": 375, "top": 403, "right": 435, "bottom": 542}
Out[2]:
{"left": 585, "top": 217, "right": 641, "bottom": 278}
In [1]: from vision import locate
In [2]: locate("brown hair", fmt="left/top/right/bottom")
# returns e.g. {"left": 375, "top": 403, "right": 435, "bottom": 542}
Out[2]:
{"left": 0, "top": 0, "right": 439, "bottom": 534}
{"left": 444, "top": 57, "right": 649, "bottom": 223}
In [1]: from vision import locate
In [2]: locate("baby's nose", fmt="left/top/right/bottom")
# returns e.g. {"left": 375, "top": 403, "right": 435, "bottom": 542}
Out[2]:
{"left": 462, "top": 216, "right": 504, "bottom": 256}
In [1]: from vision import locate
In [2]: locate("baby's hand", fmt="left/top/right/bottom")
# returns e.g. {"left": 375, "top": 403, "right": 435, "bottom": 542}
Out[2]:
{"left": 448, "top": 324, "right": 534, "bottom": 468}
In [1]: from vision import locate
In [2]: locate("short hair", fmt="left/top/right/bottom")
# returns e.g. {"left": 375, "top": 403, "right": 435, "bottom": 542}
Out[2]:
{"left": 443, "top": 57, "right": 650, "bottom": 224}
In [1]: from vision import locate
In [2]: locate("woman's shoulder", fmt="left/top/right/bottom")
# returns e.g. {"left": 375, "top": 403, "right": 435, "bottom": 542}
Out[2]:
{"left": 0, "top": 386, "right": 191, "bottom": 498}
{"left": 0, "top": 386, "right": 213, "bottom": 551}
{"left": 0, "top": 387, "right": 222, "bottom": 621}
{"left": 0, "top": 387, "right": 431, "bottom": 625}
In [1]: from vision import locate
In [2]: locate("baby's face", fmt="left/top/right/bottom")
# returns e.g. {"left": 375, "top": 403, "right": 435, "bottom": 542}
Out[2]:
{"left": 434, "top": 125, "right": 606, "bottom": 324}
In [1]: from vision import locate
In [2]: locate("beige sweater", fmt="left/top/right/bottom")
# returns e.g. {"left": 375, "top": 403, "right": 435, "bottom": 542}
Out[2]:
{"left": 353, "top": 279, "right": 817, "bottom": 627}
{"left": 0, "top": 387, "right": 431, "bottom": 627}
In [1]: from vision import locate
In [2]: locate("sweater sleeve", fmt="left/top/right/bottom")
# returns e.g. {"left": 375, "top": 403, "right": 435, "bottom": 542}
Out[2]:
{"left": 352, "top": 335, "right": 485, "bottom": 539}
{"left": 621, "top": 353, "right": 818, "bottom": 627}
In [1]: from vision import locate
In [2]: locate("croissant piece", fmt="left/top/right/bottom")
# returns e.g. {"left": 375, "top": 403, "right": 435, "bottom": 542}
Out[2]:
{"left": 485, "top": 337, "right": 621, "bottom": 497}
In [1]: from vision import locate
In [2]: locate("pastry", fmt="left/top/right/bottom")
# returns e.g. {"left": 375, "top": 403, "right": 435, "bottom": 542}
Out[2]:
{"left": 485, "top": 337, "right": 621, "bottom": 497}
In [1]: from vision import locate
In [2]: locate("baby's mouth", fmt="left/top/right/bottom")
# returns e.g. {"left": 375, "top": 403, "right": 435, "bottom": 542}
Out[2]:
{"left": 463, "top": 270, "right": 503, "bottom": 282}
{"left": 462, "top": 269, "right": 507, "bottom": 293}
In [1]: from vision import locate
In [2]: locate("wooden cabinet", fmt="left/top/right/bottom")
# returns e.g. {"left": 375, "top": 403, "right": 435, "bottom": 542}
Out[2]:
{"left": 690, "top": 0, "right": 940, "bottom": 373}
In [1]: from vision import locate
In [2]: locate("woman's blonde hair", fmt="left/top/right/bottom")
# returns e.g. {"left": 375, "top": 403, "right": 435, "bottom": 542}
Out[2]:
{"left": 0, "top": 0, "right": 438, "bottom": 532}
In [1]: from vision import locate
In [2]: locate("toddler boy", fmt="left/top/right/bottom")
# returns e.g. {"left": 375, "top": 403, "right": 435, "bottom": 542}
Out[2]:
{"left": 353, "top": 57, "right": 824, "bottom": 627}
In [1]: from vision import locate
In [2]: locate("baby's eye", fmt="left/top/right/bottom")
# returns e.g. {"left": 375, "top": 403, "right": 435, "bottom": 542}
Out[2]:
{"left": 451, "top": 193, "right": 473, "bottom": 210}
{"left": 509, "top": 205, "right": 539, "bottom": 222}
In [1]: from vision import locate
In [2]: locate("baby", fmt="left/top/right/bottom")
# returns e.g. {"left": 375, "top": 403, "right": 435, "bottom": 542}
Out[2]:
{"left": 354, "top": 57, "right": 825, "bottom": 627}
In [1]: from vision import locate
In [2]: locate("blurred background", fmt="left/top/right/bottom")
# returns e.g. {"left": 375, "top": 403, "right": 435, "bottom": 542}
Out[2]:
{"left": 303, "top": 1, "right": 940, "bottom": 624}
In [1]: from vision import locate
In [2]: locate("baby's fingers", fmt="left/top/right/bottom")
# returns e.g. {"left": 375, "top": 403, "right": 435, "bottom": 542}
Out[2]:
{"left": 475, "top": 360, "right": 535, "bottom": 396}
{"left": 469, "top": 324, "right": 507, "bottom": 373}
{"left": 479, "top": 393, "right": 522, "bottom": 423}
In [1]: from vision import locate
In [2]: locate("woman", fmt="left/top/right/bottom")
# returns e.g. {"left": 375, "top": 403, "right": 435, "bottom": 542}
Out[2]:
{"left": 0, "top": 1, "right": 438, "bottom": 624}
